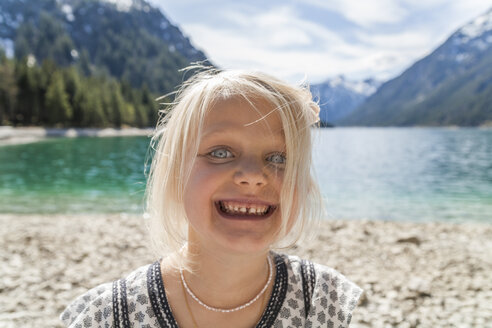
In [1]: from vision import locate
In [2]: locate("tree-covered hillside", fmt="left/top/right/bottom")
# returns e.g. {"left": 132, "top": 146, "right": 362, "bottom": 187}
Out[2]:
{"left": 0, "top": 51, "right": 158, "bottom": 127}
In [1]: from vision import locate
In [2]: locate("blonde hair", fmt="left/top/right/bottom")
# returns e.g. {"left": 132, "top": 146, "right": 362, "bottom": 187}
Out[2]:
{"left": 145, "top": 67, "right": 323, "bottom": 260}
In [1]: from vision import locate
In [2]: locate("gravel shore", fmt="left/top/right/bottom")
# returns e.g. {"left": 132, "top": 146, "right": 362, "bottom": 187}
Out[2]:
{"left": 0, "top": 127, "right": 153, "bottom": 146}
{"left": 1, "top": 214, "right": 491, "bottom": 327}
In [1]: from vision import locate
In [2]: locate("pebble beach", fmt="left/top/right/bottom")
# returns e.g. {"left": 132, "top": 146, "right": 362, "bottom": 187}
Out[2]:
{"left": 1, "top": 214, "right": 491, "bottom": 327}
{"left": 0, "top": 126, "right": 153, "bottom": 146}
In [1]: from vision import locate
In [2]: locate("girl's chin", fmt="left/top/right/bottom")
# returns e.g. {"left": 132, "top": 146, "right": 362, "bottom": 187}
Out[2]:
{"left": 190, "top": 229, "right": 276, "bottom": 255}
{"left": 212, "top": 227, "right": 279, "bottom": 254}
{"left": 214, "top": 243, "right": 272, "bottom": 256}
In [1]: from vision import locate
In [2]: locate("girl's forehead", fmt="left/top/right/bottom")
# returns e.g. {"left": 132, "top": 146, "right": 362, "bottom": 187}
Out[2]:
{"left": 205, "top": 97, "right": 280, "bottom": 123}
{"left": 201, "top": 96, "right": 285, "bottom": 140}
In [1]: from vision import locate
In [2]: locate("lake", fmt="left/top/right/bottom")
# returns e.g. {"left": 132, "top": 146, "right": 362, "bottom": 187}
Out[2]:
{"left": 0, "top": 128, "right": 491, "bottom": 222}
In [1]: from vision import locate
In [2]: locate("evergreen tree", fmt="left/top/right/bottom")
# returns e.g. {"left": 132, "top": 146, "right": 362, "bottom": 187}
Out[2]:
{"left": 44, "top": 71, "right": 72, "bottom": 126}
{"left": 99, "top": 80, "right": 113, "bottom": 125}
{"left": 109, "top": 81, "right": 124, "bottom": 127}
{"left": 0, "top": 51, "right": 18, "bottom": 125}
{"left": 87, "top": 84, "right": 107, "bottom": 127}
{"left": 38, "top": 59, "right": 57, "bottom": 124}
{"left": 76, "top": 80, "right": 105, "bottom": 127}
{"left": 14, "top": 57, "right": 41, "bottom": 125}
{"left": 123, "top": 103, "right": 136, "bottom": 126}
{"left": 37, "top": 12, "right": 75, "bottom": 66}
{"left": 15, "top": 12, "right": 76, "bottom": 67}
{"left": 141, "top": 84, "right": 158, "bottom": 126}
{"left": 63, "top": 67, "right": 82, "bottom": 126}
{"left": 14, "top": 22, "right": 36, "bottom": 60}
{"left": 77, "top": 49, "right": 92, "bottom": 76}
{"left": 133, "top": 103, "right": 147, "bottom": 128}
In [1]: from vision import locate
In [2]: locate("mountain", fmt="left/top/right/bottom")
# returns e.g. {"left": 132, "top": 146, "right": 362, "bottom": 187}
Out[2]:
{"left": 0, "top": 0, "right": 209, "bottom": 94}
{"left": 310, "top": 76, "right": 381, "bottom": 125}
{"left": 340, "top": 8, "right": 492, "bottom": 127}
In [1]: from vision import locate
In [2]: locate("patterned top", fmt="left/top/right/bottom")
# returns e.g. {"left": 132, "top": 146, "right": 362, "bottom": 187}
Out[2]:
{"left": 60, "top": 252, "right": 362, "bottom": 327}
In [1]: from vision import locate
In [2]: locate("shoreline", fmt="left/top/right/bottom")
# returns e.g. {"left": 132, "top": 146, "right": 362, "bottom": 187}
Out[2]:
{"left": 0, "top": 126, "right": 154, "bottom": 146}
{"left": 0, "top": 214, "right": 490, "bottom": 327}
{"left": 2, "top": 125, "right": 491, "bottom": 147}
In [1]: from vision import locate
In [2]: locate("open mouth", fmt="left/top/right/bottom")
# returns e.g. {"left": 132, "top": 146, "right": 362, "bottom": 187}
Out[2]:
{"left": 215, "top": 200, "right": 276, "bottom": 219}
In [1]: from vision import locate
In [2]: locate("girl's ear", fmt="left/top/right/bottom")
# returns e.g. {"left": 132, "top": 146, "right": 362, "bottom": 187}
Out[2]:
{"left": 307, "top": 102, "right": 320, "bottom": 126}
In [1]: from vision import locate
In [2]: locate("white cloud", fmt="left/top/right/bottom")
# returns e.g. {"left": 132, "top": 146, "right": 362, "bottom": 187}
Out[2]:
{"left": 398, "top": 0, "right": 449, "bottom": 9}
{"left": 453, "top": 0, "right": 492, "bottom": 13}
{"left": 181, "top": 4, "right": 428, "bottom": 83}
{"left": 303, "top": 0, "right": 408, "bottom": 27}
{"left": 184, "top": 21, "right": 402, "bottom": 83}
{"left": 149, "top": 0, "right": 492, "bottom": 83}
{"left": 218, "top": 7, "right": 313, "bottom": 48}
{"left": 182, "top": 6, "right": 362, "bottom": 82}
{"left": 450, "top": 1, "right": 492, "bottom": 30}
{"left": 216, "top": 6, "right": 346, "bottom": 48}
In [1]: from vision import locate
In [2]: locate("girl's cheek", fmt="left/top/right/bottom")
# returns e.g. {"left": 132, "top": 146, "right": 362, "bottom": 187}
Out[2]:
{"left": 273, "top": 168, "right": 285, "bottom": 183}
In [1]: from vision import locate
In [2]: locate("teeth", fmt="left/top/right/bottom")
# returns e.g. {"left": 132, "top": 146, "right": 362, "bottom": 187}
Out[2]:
{"left": 219, "top": 201, "right": 270, "bottom": 216}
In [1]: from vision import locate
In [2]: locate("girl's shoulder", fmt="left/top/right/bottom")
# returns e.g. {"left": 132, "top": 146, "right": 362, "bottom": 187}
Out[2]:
{"left": 60, "top": 262, "right": 156, "bottom": 327}
{"left": 276, "top": 252, "right": 362, "bottom": 296}
{"left": 275, "top": 252, "right": 363, "bottom": 327}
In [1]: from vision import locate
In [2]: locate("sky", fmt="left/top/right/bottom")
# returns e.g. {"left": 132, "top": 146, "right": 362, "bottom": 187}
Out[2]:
{"left": 148, "top": 0, "right": 492, "bottom": 84}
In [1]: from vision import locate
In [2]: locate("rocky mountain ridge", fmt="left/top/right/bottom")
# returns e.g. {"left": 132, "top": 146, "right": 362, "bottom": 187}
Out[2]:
{"left": 0, "top": 0, "right": 209, "bottom": 94}
{"left": 341, "top": 8, "right": 492, "bottom": 127}
{"left": 311, "top": 76, "right": 382, "bottom": 124}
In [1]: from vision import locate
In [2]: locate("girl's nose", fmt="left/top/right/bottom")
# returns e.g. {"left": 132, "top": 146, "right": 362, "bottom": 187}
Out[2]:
{"left": 233, "top": 157, "right": 268, "bottom": 187}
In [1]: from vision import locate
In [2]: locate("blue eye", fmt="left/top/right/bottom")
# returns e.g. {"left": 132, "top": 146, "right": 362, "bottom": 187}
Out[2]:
{"left": 267, "top": 153, "right": 286, "bottom": 164}
{"left": 209, "top": 148, "right": 233, "bottom": 159}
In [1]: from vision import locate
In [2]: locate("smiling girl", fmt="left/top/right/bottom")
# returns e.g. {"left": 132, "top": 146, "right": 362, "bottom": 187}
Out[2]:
{"left": 61, "top": 68, "right": 362, "bottom": 327}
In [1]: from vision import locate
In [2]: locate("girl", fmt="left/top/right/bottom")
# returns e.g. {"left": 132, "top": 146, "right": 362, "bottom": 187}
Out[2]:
{"left": 61, "top": 68, "right": 362, "bottom": 327}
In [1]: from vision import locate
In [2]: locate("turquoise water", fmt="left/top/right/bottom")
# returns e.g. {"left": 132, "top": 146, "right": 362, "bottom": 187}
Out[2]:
{"left": 0, "top": 137, "right": 149, "bottom": 214}
{"left": 0, "top": 128, "right": 491, "bottom": 222}
{"left": 312, "top": 128, "right": 492, "bottom": 222}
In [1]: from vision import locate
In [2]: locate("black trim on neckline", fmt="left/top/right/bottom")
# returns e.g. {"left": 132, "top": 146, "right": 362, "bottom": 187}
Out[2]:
{"left": 119, "top": 279, "right": 131, "bottom": 328}
{"left": 147, "top": 261, "right": 179, "bottom": 328}
{"left": 256, "top": 253, "right": 288, "bottom": 327}
{"left": 112, "top": 281, "right": 120, "bottom": 328}
{"left": 301, "top": 259, "right": 316, "bottom": 318}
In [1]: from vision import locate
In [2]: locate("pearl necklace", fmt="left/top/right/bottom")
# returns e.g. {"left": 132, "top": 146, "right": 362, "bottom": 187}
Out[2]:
{"left": 179, "top": 255, "right": 273, "bottom": 313}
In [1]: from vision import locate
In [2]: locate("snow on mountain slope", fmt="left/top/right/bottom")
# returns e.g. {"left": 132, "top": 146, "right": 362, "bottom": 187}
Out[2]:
{"left": 311, "top": 76, "right": 382, "bottom": 124}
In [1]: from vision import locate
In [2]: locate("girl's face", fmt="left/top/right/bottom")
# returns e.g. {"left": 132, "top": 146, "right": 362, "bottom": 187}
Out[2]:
{"left": 184, "top": 97, "right": 286, "bottom": 255}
